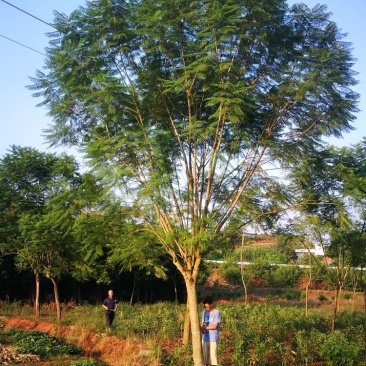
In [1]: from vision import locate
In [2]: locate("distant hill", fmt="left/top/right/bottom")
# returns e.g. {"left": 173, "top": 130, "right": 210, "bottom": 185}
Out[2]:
{"left": 245, "top": 234, "right": 277, "bottom": 246}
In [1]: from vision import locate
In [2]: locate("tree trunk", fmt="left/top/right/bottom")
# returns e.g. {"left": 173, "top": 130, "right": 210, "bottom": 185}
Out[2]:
{"left": 182, "top": 303, "right": 190, "bottom": 346}
{"left": 305, "top": 252, "right": 312, "bottom": 317}
{"left": 332, "top": 286, "right": 341, "bottom": 331}
{"left": 34, "top": 271, "right": 40, "bottom": 318}
{"left": 171, "top": 270, "right": 179, "bottom": 302}
{"left": 50, "top": 277, "right": 61, "bottom": 322}
{"left": 130, "top": 275, "right": 137, "bottom": 305}
{"left": 240, "top": 230, "right": 248, "bottom": 305}
{"left": 185, "top": 277, "right": 203, "bottom": 366}
{"left": 305, "top": 282, "right": 310, "bottom": 317}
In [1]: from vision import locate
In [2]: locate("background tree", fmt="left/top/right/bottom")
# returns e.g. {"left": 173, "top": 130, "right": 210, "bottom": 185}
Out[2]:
{"left": 291, "top": 141, "right": 366, "bottom": 326}
{"left": 99, "top": 207, "right": 171, "bottom": 304}
{"left": 0, "top": 146, "right": 82, "bottom": 318}
{"left": 17, "top": 212, "right": 74, "bottom": 321}
{"left": 30, "top": 1, "right": 358, "bottom": 363}
{"left": 331, "top": 141, "right": 366, "bottom": 315}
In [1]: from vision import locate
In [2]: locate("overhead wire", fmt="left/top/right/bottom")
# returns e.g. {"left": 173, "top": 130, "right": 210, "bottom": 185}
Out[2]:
{"left": 0, "top": 0, "right": 56, "bottom": 28}
{"left": 0, "top": 0, "right": 57, "bottom": 56}
{"left": 0, "top": 33, "right": 46, "bottom": 55}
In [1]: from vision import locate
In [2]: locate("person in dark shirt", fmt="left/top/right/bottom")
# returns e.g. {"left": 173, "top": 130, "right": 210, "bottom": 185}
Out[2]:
{"left": 102, "top": 290, "right": 118, "bottom": 331}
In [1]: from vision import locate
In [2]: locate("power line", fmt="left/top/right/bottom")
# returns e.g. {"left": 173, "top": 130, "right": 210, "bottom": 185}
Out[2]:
{"left": 0, "top": 33, "right": 46, "bottom": 56}
{"left": 0, "top": 0, "right": 56, "bottom": 29}
{"left": 0, "top": 0, "right": 57, "bottom": 56}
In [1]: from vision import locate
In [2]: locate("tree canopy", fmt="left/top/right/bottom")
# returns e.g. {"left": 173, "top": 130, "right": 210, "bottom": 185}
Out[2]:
{"left": 30, "top": 0, "right": 359, "bottom": 363}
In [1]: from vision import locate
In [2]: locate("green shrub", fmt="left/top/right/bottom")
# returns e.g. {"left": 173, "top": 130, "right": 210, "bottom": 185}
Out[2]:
{"left": 335, "top": 309, "right": 366, "bottom": 330}
{"left": 219, "top": 262, "right": 242, "bottom": 285}
{"left": 2, "top": 299, "right": 365, "bottom": 365}
{"left": 318, "top": 293, "right": 329, "bottom": 303}
{"left": 220, "top": 304, "right": 366, "bottom": 365}
{"left": 318, "top": 330, "right": 360, "bottom": 365}
{"left": 71, "top": 361, "right": 108, "bottom": 366}
{"left": 160, "top": 343, "right": 192, "bottom": 366}
{"left": 67, "top": 304, "right": 103, "bottom": 331}
{"left": 238, "top": 246, "right": 290, "bottom": 264}
{"left": 9, "top": 329, "right": 82, "bottom": 358}
{"left": 246, "top": 262, "right": 273, "bottom": 281}
{"left": 293, "top": 329, "right": 322, "bottom": 365}
{"left": 266, "top": 265, "right": 303, "bottom": 288}
{"left": 112, "top": 302, "right": 184, "bottom": 340}
{"left": 283, "top": 289, "right": 301, "bottom": 301}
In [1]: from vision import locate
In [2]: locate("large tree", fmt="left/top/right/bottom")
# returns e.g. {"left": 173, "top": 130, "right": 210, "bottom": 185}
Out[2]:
{"left": 30, "top": 0, "right": 358, "bottom": 363}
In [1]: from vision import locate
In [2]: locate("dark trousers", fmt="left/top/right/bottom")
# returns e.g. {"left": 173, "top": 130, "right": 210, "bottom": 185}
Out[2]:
{"left": 105, "top": 311, "right": 115, "bottom": 328}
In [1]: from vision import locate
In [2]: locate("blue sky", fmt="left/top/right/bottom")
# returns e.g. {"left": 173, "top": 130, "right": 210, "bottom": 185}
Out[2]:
{"left": 1, "top": 0, "right": 365, "bottom": 159}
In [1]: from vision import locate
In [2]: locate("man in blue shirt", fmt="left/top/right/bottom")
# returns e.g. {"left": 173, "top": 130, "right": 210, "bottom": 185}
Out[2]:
{"left": 200, "top": 297, "right": 221, "bottom": 366}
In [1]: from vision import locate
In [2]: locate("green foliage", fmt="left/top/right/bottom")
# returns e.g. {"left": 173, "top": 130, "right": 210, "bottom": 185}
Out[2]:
{"left": 160, "top": 344, "right": 192, "bottom": 366}
{"left": 234, "top": 246, "right": 290, "bottom": 264}
{"left": 265, "top": 265, "right": 303, "bottom": 288}
{"left": 293, "top": 329, "right": 324, "bottom": 365}
{"left": 1, "top": 301, "right": 366, "bottom": 365}
{"left": 30, "top": 0, "right": 359, "bottom": 297}
{"left": 221, "top": 303, "right": 365, "bottom": 365}
{"left": 113, "top": 302, "right": 184, "bottom": 340}
{"left": 246, "top": 262, "right": 273, "bottom": 282}
{"left": 196, "top": 261, "right": 211, "bottom": 285}
{"left": 69, "top": 301, "right": 185, "bottom": 339}
{"left": 334, "top": 309, "right": 366, "bottom": 330}
{"left": 219, "top": 262, "right": 243, "bottom": 286}
{"left": 318, "top": 293, "right": 329, "bottom": 303}
{"left": 243, "top": 262, "right": 304, "bottom": 288}
{"left": 276, "top": 234, "right": 305, "bottom": 261}
{"left": 22, "top": 0, "right": 364, "bottom": 361}
{"left": 71, "top": 361, "right": 108, "bottom": 366}
{"left": 283, "top": 289, "right": 301, "bottom": 301}
{"left": 318, "top": 330, "right": 361, "bottom": 365}
{"left": 6, "top": 329, "right": 82, "bottom": 358}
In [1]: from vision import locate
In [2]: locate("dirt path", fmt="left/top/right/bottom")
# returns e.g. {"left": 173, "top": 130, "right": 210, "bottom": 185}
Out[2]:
{"left": 2, "top": 318, "right": 158, "bottom": 366}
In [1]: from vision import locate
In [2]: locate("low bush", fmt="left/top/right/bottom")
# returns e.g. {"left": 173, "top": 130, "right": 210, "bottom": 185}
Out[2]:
{"left": 318, "top": 293, "right": 329, "bottom": 303}
{"left": 220, "top": 304, "right": 365, "bottom": 365}
{"left": 219, "top": 262, "right": 243, "bottom": 286}
{"left": 71, "top": 361, "right": 108, "bottom": 366}
{"left": 318, "top": 330, "right": 361, "bottom": 366}
{"left": 5, "top": 328, "right": 82, "bottom": 358}
{"left": 283, "top": 289, "right": 301, "bottom": 301}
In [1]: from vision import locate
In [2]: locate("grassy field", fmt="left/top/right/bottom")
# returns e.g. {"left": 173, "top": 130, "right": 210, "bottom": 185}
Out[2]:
{"left": 1, "top": 289, "right": 365, "bottom": 366}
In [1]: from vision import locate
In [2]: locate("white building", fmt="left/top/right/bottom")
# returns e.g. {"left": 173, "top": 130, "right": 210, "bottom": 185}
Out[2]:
{"left": 294, "top": 244, "right": 324, "bottom": 259}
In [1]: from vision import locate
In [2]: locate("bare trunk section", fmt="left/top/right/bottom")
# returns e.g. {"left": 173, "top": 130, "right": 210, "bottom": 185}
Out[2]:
{"left": 50, "top": 277, "right": 61, "bottom": 322}
{"left": 182, "top": 303, "right": 190, "bottom": 346}
{"left": 331, "top": 285, "right": 342, "bottom": 332}
{"left": 130, "top": 275, "right": 137, "bottom": 305}
{"left": 185, "top": 277, "right": 203, "bottom": 366}
{"left": 34, "top": 271, "right": 40, "bottom": 318}
{"left": 305, "top": 252, "right": 312, "bottom": 317}
{"left": 240, "top": 230, "right": 248, "bottom": 304}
